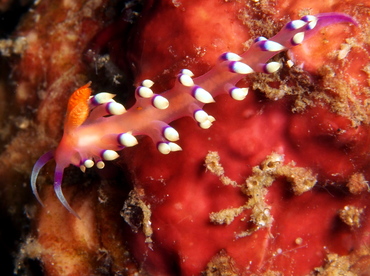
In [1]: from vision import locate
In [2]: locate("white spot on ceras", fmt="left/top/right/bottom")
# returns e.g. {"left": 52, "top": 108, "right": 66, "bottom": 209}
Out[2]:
{"left": 229, "top": 61, "right": 254, "bottom": 74}
{"left": 158, "top": 142, "right": 171, "bottom": 154}
{"left": 292, "top": 32, "right": 305, "bottom": 45}
{"left": 102, "top": 150, "right": 119, "bottom": 161}
{"left": 84, "top": 159, "right": 94, "bottom": 168}
{"left": 119, "top": 132, "right": 138, "bottom": 147}
{"left": 107, "top": 102, "right": 126, "bottom": 115}
{"left": 179, "top": 74, "right": 194, "bottom": 87}
{"left": 138, "top": 86, "right": 154, "bottom": 98}
{"left": 194, "top": 110, "right": 209, "bottom": 123}
{"left": 288, "top": 20, "right": 306, "bottom": 30}
{"left": 153, "top": 95, "right": 169, "bottom": 109}
{"left": 260, "top": 40, "right": 285, "bottom": 52}
{"left": 230, "top": 87, "right": 249, "bottom": 101}
{"left": 164, "top": 127, "right": 180, "bottom": 141}
{"left": 142, "top": 79, "right": 154, "bottom": 88}
{"left": 168, "top": 142, "right": 182, "bottom": 151}
{"left": 265, "top": 62, "right": 281, "bottom": 73}
{"left": 193, "top": 87, "right": 215, "bottom": 103}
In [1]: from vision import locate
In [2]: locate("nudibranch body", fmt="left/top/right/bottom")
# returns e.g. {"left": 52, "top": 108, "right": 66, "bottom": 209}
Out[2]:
{"left": 31, "top": 13, "right": 356, "bottom": 217}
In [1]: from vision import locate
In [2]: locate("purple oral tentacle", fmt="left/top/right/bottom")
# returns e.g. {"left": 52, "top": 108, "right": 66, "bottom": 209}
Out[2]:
{"left": 30, "top": 150, "right": 55, "bottom": 207}
{"left": 53, "top": 166, "right": 81, "bottom": 219}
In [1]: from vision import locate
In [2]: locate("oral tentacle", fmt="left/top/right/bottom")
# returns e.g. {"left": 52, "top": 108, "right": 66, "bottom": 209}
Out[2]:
{"left": 53, "top": 165, "right": 81, "bottom": 219}
{"left": 30, "top": 150, "right": 55, "bottom": 207}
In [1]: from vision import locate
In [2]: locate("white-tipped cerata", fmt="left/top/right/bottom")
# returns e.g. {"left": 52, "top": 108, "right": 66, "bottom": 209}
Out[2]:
{"left": 221, "top": 52, "right": 242, "bottom": 61}
{"left": 181, "top": 69, "right": 194, "bottom": 77}
{"left": 301, "top": 15, "right": 318, "bottom": 30}
{"left": 84, "top": 159, "right": 94, "bottom": 168}
{"left": 142, "top": 79, "right": 154, "bottom": 88}
{"left": 194, "top": 110, "right": 209, "bottom": 123}
{"left": 158, "top": 142, "right": 171, "bottom": 154}
{"left": 80, "top": 165, "right": 86, "bottom": 173}
{"left": 229, "top": 61, "right": 254, "bottom": 74}
{"left": 301, "top": 15, "right": 316, "bottom": 22}
{"left": 96, "top": 160, "right": 105, "bottom": 169}
{"left": 168, "top": 142, "right": 182, "bottom": 152}
{"left": 164, "top": 126, "right": 180, "bottom": 141}
{"left": 153, "top": 95, "right": 169, "bottom": 109}
{"left": 199, "top": 115, "right": 215, "bottom": 129}
{"left": 199, "top": 120, "right": 212, "bottom": 129}
{"left": 307, "top": 18, "right": 318, "bottom": 30}
{"left": 254, "top": 36, "right": 267, "bottom": 42}
{"left": 157, "top": 142, "right": 182, "bottom": 154}
{"left": 107, "top": 102, "right": 126, "bottom": 115}
{"left": 137, "top": 86, "right": 154, "bottom": 98}
{"left": 119, "top": 132, "right": 138, "bottom": 147}
{"left": 92, "top": 92, "right": 116, "bottom": 105}
{"left": 193, "top": 87, "right": 215, "bottom": 103}
{"left": 260, "top": 40, "right": 285, "bottom": 52}
{"left": 292, "top": 32, "right": 305, "bottom": 45}
{"left": 179, "top": 74, "right": 194, "bottom": 87}
{"left": 264, "top": 62, "right": 281, "bottom": 73}
{"left": 287, "top": 19, "right": 306, "bottom": 30}
{"left": 230, "top": 87, "right": 249, "bottom": 101}
{"left": 102, "top": 150, "right": 120, "bottom": 161}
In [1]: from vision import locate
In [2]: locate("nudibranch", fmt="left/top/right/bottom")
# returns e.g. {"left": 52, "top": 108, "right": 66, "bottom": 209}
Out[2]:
{"left": 30, "top": 13, "right": 356, "bottom": 217}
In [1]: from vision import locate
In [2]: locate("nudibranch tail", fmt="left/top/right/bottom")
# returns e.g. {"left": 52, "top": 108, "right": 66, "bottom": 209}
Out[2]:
{"left": 316, "top": 12, "right": 358, "bottom": 27}
{"left": 31, "top": 150, "right": 54, "bottom": 207}
{"left": 31, "top": 12, "right": 356, "bottom": 216}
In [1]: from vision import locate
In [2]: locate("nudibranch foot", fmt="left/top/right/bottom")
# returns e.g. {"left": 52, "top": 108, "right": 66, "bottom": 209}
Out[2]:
{"left": 30, "top": 12, "right": 357, "bottom": 216}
